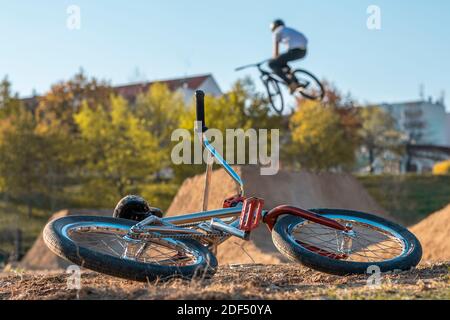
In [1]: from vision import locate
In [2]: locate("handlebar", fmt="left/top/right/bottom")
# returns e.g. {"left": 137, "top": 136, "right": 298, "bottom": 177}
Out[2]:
{"left": 235, "top": 59, "right": 270, "bottom": 72}
{"left": 195, "top": 90, "right": 207, "bottom": 132}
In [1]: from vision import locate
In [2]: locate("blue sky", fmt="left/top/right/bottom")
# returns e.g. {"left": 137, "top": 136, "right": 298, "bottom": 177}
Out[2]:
{"left": 0, "top": 0, "right": 449, "bottom": 110}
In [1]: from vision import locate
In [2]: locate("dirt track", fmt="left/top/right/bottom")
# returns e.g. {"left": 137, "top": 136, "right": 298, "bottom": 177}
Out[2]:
{"left": 1, "top": 262, "right": 449, "bottom": 300}
{"left": 411, "top": 205, "right": 450, "bottom": 261}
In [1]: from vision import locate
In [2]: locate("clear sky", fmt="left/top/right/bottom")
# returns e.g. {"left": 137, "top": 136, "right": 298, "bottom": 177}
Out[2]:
{"left": 0, "top": 0, "right": 449, "bottom": 110}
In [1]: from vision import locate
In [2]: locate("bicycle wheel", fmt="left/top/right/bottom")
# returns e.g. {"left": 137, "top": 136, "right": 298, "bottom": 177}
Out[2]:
{"left": 293, "top": 69, "right": 325, "bottom": 101}
{"left": 44, "top": 216, "right": 217, "bottom": 282}
{"left": 272, "top": 209, "right": 422, "bottom": 275}
{"left": 263, "top": 75, "right": 284, "bottom": 114}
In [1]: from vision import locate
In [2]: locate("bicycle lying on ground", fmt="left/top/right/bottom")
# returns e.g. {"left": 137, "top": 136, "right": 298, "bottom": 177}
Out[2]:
{"left": 44, "top": 91, "right": 422, "bottom": 282}
{"left": 236, "top": 60, "right": 325, "bottom": 114}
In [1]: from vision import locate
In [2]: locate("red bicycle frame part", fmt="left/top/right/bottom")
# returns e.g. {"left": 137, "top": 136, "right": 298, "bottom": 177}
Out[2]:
{"left": 239, "top": 197, "right": 264, "bottom": 232}
{"left": 223, "top": 195, "right": 245, "bottom": 208}
{"left": 263, "top": 205, "right": 349, "bottom": 232}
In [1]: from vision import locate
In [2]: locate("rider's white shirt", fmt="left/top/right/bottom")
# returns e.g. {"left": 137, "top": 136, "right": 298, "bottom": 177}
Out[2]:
{"left": 273, "top": 26, "right": 308, "bottom": 50}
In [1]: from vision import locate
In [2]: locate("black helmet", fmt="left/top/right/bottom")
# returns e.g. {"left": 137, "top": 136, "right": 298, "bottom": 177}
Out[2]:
{"left": 270, "top": 19, "right": 285, "bottom": 32}
{"left": 113, "top": 195, "right": 163, "bottom": 220}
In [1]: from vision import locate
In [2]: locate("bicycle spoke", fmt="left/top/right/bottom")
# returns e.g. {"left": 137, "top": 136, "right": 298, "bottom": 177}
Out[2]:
{"left": 291, "top": 218, "right": 406, "bottom": 262}
{"left": 67, "top": 226, "right": 200, "bottom": 266}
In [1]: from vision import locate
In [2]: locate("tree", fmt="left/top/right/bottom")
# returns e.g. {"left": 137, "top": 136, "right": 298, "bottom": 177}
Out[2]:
{"left": 0, "top": 76, "right": 21, "bottom": 119}
{"left": 29, "top": 72, "right": 115, "bottom": 207}
{"left": 74, "top": 95, "right": 164, "bottom": 204}
{"left": 285, "top": 82, "right": 361, "bottom": 171}
{"left": 287, "top": 99, "right": 357, "bottom": 171}
{"left": 358, "top": 106, "right": 404, "bottom": 173}
{"left": 134, "top": 83, "right": 186, "bottom": 180}
{"left": 35, "top": 70, "right": 113, "bottom": 134}
{"left": 433, "top": 160, "right": 450, "bottom": 175}
{"left": 0, "top": 108, "right": 44, "bottom": 217}
{"left": 174, "top": 78, "right": 280, "bottom": 182}
{"left": 0, "top": 76, "right": 12, "bottom": 109}
{"left": 179, "top": 78, "right": 279, "bottom": 134}
{"left": 0, "top": 76, "right": 76, "bottom": 215}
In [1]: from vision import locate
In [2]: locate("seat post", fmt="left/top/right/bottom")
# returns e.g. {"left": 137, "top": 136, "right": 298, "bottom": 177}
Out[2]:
{"left": 202, "top": 152, "right": 213, "bottom": 212}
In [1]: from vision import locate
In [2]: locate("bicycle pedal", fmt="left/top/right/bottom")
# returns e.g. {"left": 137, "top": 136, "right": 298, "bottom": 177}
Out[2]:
{"left": 239, "top": 197, "right": 264, "bottom": 232}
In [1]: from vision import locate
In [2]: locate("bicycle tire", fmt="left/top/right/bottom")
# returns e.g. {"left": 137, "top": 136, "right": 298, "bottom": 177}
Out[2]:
{"left": 272, "top": 209, "right": 422, "bottom": 275}
{"left": 293, "top": 69, "right": 325, "bottom": 101}
{"left": 263, "top": 76, "right": 284, "bottom": 114}
{"left": 44, "top": 215, "right": 218, "bottom": 282}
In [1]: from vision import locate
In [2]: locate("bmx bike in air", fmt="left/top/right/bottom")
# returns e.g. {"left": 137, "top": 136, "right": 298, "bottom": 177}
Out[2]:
{"left": 236, "top": 60, "right": 325, "bottom": 114}
{"left": 44, "top": 91, "right": 421, "bottom": 282}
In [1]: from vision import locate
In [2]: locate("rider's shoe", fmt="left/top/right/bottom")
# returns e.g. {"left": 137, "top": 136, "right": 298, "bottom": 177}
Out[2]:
{"left": 113, "top": 195, "right": 163, "bottom": 221}
{"left": 288, "top": 82, "right": 299, "bottom": 94}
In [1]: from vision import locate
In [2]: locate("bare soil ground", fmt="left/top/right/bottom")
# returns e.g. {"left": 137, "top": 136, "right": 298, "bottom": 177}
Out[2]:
{"left": 411, "top": 204, "right": 450, "bottom": 261}
{"left": 1, "top": 262, "right": 448, "bottom": 300}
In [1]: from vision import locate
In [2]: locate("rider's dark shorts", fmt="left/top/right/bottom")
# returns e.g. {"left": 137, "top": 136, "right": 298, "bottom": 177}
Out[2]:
{"left": 269, "top": 48, "right": 307, "bottom": 68}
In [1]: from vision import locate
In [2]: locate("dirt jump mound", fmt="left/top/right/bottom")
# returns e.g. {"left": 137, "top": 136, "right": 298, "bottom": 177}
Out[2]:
{"left": 18, "top": 209, "right": 111, "bottom": 270}
{"left": 167, "top": 166, "right": 388, "bottom": 265}
{"left": 411, "top": 204, "right": 450, "bottom": 261}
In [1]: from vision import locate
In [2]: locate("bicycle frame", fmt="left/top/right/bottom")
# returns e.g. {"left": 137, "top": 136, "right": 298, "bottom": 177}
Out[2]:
{"left": 158, "top": 129, "right": 251, "bottom": 242}
{"left": 236, "top": 60, "right": 287, "bottom": 85}
{"left": 128, "top": 90, "right": 349, "bottom": 248}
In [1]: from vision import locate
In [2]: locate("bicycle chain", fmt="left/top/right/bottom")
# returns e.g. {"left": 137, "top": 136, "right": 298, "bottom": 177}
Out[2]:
{"left": 133, "top": 230, "right": 225, "bottom": 241}
{"left": 130, "top": 220, "right": 230, "bottom": 241}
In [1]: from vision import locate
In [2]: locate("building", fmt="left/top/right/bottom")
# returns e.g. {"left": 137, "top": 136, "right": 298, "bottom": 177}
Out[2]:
{"left": 376, "top": 99, "right": 450, "bottom": 173}
{"left": 447, "top": 113, "right": 450, "bottom": 146}
{"left": 380, "top": 99, "right": 449, "bottom": 147}
{"left": 114, "top": 74, "right": 222, "bottom": 104}
{"left": 21, "top": 74, "right": 222, "bottom": 109}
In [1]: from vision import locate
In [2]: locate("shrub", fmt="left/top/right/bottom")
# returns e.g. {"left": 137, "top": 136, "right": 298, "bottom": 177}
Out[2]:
{"left": 433, "top": 160, "right": 450, "bottom": 175}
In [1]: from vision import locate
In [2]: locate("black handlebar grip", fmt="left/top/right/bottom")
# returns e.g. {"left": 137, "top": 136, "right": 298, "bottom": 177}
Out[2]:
{"left": 195, "top": 90, "right": 207, "bottom": 132}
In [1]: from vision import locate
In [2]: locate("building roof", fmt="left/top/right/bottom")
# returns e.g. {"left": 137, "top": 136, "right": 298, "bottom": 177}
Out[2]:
{"left": 20, "top": 74, "right": 215, "bottom": 108}
{"left": 381, "top": 99, "right": 445, "bottom": 108}
{"left": 114, "top": 74, "right": 212, "bottom": 101}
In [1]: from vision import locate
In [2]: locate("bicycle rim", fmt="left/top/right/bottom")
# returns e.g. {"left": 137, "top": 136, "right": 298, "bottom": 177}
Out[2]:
{"left": 293, "top": 70, "right": 324, "bottom": 101}
{"left": 61, "top": 221, "right": 202, "bottom": 266}
{"left": 264, "top": 78, "right": 284, "bottom": 114}
{"left": 287, "top": 215, "right": 408, "bottom": 263}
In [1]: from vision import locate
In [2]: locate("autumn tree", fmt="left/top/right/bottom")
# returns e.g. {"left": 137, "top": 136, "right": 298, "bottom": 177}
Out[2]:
{"left": 174, "top": 78, "right": 280, "bottom": 181}
{"left": 0, "top": 108, "right": 44, "bottom": 217}
{"left": 134, "top": 83, "right": 186, "bottom": 181}
{"left": 287, "top": 99, "right": 357, "bottom": 171}
{"left": 0, "top": 76, "right": 21, "bottom": 119}
{"left": 74, "top": 95, "right": 164, "bottom": 206}
{"left": 0, "top": 78, "right": 69, "bottom": 215}
{"left": 175, "top": 90, "right": 248, "bottom": 182}
{"left": 179, "top": 78, "right": 280, "bottom": 135}
{"left": 22, "top": 71, "right": 116, "bottom": 208}
{"left": 358, "top": 106, "right": 404, "bottom": 173}
{"left": 35, "top": 70, "right": 113, "bottom": 134}
{"left": 284, "top": 81, "right": 361, "bottom": 171}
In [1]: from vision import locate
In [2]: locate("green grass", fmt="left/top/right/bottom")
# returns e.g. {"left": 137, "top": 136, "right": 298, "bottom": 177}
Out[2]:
{"left": 357, "top": 174, "right": 450, "bottom": 226}
{"left": 0, "top": 200, "right": 50, "bottom": 262}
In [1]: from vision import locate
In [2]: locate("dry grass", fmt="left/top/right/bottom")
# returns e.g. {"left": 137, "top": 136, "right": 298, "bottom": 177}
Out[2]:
{"left": 1, "top": 262, "right": 448, "bottom": 300}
